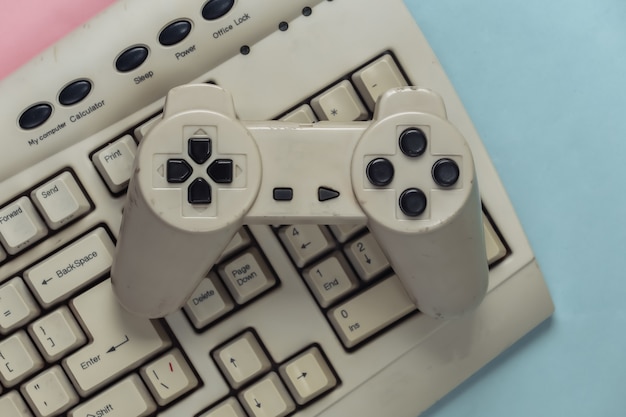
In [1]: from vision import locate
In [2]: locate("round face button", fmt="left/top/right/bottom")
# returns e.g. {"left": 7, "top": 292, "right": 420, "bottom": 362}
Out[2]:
{"left": 399, "top": 127, "right": 428, "bottom": 157}
{"left": 432, "top": 158, "right": 460, "bottom": 187}
{"left": 399, "top": 188, "right": 427, "bottom": 217}
{"left": 19, "top": 103, "right": 53, "bottom": 130}
{"left": 366, "top": 158, "right": 395, "bottom": 186}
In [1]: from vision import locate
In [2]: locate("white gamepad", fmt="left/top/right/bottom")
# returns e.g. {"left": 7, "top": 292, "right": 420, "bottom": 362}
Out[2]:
{"left": 111, "top": 84, "right": 489, "bottom": 319}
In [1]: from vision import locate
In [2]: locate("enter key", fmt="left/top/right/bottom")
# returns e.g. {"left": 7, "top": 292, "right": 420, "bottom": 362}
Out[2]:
{"left": 63, "top": 279, "right": 171, "bottom": 396}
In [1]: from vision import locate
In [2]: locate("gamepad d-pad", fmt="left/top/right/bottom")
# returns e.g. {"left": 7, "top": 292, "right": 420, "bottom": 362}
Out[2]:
{"left": 112, "top": 84, "right": 489, "bottom": 320}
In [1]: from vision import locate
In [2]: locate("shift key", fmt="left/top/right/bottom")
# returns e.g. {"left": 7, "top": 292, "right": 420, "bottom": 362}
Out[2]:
{"left": 63, "top": 279, "right": 170, "bottom": 396}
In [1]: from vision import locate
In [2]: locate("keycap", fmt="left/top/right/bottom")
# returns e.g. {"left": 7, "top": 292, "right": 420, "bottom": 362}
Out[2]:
{"left": 0, "top": 331, "right": 44, "bottom": 387}
{"left": 327, "top": 275, "right": 416, "bottom": 348}
{"left": 239, "top": 372, "right": 296, "bottom": 417}
{"left": 0, "top": 246, "right": 6, "bottom": 263}
{"left": 184, "top": 273, "right": 234, "bottom": 329}
{"left": 21, "top": 365, "right": 79, "bottom": 417}
{"left": 63, "top": 279, "right": 170, "bottom": 395}
{"left": 279, "top": 224, "right": 334, "bottom": 268}
{"left": 302, "top": 252, "right": 359, "bottom": 307}
{"left": 279, "top": 347, "right": 337, "bottom": 405}
{"left": 28, "top": 306, "right": 87, "bottom": 362}
{"left": 0, "top": 277, "right": 40, "bottom": 335}
{"left": 483, "top": 213, "right": 507, "bottom": 264}
{"left": 0, "top": 391, "right": 33, "bottom": 416}
{"left": 213, "top": 331, "right": 272, "bottom": 389}
{"left": 216, "top": 228, "right": 252, "bottom": 263}
{"left": 30, "top": 171, "right": 91, "bottom": 230}
{"left": 200, "top": 397, "right": 247, "bottom": 417}
{"left": 140, "top": 349, "right": 198, "bottom": 405}
{"left": 280, "top": 104, "right": 318, "bottom": 123}
{"left": 0, "top": 197, "right": 47, "bottom": 255}
{"left": 310, "top": 80, "right": 369, "bottom": 121}
{"left": 352, "top": 54, "right": 408, "bottom": 110}
{"left": 343, "top": 232, "right": 390, "bottom": 281}
{"left": 328, "top": 223, "right": 365, "bottom": 243}
{"left": 68, "top": 374, "right": 156, "bottom": 417}
{"left": 24, "top": 227, "right": 115, "bottom": 308}
{"left": 92, "top": 135, "right": 138, "bottom": 193}
{"left": 219, "top": 248, "right": 277, "bottom": 304}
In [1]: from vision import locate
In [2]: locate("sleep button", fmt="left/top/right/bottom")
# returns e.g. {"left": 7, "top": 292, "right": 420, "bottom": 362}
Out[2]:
{"left": 115, "top": 46, "right": 149, "bottom": 72}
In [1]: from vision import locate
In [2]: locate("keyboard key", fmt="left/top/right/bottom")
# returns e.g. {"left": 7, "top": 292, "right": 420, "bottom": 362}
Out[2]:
{"left": 92, "top": 135, "right": 138, "bottom": 193}
{"left": 200, "top": 397, "right": 247, "bottom": 417}
{"left": 24, "top": 227, "right": 115, "bottom": 308}
{"left": 21, "top": 365, "right": 79, "bottom": 417}
{"left": 483, "top": 213, "right": 507, "bottom": 264}
{"left": 30, "top": 172, "right": 91, "bottom": 230}
{"left": 0, "top": 331, "right": 44, "bottom": 387}
{"left": 310, "top": 80, "right": 368, "bottom": 121}
{"left": 0, "top": 391, "right": 33, "bottom": 416}
{"left": 344, "top": 232, "right": 390, "bottom": 281}
{"left": 280, "top": 104, "right": 318, "bottom": 123}
{"left": 140, "top": 349, "right": 198, "bottom": 405}
{"left": 328, "top": 275, "right": 416, "bottom": 348}
{"left": 279, "top": 224, "right": 334, "bottom": 268}
{"left": 279, "top": 347, "right": 337, "bottom": 405}
{"left": 63, "top": 279, "right": 170, "bottom": 395}
{"left": 28, "top": 307, "right": 87, "bottom": 362}
{"left": 0, "top": 277, "right": 40, "bottom": 335}
{"left": 302, "top": 252, "right": 359, "bottom": 307}
{"left": 352, "top": 54, "right": 408, "bottom": 110}
{"left": 213, "top": 331, "right": 272, "bottom": 389}
{"left": 216, "top": 227, "right": 253, "bottom": 263}
{"left": 184, "top": 273, "right": 234, "bottom": 329}
{"left": 68, "top": 374, "right": 156, "bottom": 417}
{"left": 239, "top": 372, "right": 296, "bottom": 417}
{"left": 0, "top": 197, "right": 47, "bottom": 255}
{"left": 328, "top": 223, "right": 365, "bottom": 243}
{"left": 219, "top": 248, "right": 276, "bottom": 304}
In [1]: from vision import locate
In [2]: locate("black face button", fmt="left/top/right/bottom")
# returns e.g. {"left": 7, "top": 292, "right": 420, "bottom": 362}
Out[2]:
{"left": 188, "top": 137, "right": 212, "bottom": 164}
{"left": 159, "top": 20, "right": 192, "bottom": 46}
{"left": 202, "top": 0, "right": 235, "bottom": 20}
{"left": 59, "top": 80, "right": 92, "bottom": 106}
{"left": 399, "top": 127, "right": 428, "bottom": 157}
{"left": 273, "top": 187, "right": 293, "bottom": 201}
{"left": 366, "top": 158, "right": 394, "bottom": 186}
{"left": 207, "top": 159, "right": 233, "bottom": 183}
{"left": 318, "top": 187, "right": 340, "bottom": 202}
{"left": 167, "top": 159, "right": 193, "bottom": 183}
{"left": 115, "top": 46, "right": 149, "bottom": 72}
{"left": 188, "top": 178, "right": 212, "bottom": 204}
{"left": 18, "top": 103, "right": 53, "bottom": 130}
{"left": 432, "top": 158, "right": 460, "bottom": 187}
{"left": 399, "top": 188, "right": 427, "bottom": 217}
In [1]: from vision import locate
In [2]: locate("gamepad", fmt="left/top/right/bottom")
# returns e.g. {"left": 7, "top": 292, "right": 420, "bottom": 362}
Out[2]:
{"left": 111, "top": 84, "right": 489, "bottom": 320}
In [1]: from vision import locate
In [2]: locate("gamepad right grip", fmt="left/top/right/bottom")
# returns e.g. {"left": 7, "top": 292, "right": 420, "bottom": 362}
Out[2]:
{"left": 111, "top": 84, "right": 488, "bottom": 320}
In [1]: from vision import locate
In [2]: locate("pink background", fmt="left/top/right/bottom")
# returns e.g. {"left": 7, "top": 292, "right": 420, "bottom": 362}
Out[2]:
{"left": 0, "top": 0, "right": 115, "bottom": 80}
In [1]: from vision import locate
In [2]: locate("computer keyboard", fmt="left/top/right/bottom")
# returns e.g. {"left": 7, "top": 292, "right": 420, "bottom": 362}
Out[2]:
{"left": 0, "top": 1, "right": 554, "bottom": 416}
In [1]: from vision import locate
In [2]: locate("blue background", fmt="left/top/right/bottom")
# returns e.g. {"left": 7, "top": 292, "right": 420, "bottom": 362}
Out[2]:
{"left": 402, "top": 0, "right": 626, "bottom": 416}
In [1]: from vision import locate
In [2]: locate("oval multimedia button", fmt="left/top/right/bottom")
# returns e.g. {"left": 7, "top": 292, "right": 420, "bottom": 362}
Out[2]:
{"left": 159, "top": 20, "right": 192, "bottom": 46}
{"left": 19, "top": 103, "right": 53, "bottom": 130}
{"left": 59, "top": 79, "right": 92, "bottom": 106}
{"left": 202, "top": 0, "right": 235, "bottom": 20}
{"left": 115, "top": 46, "right": 149, "bottom": 72}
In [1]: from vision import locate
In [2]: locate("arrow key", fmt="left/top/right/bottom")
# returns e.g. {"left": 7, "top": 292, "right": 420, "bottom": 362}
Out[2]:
{"left": 239, "top": 372, "right": 295, "bottom": 417}
{"left": 212, "top": 331, "right": 271, "bottom": 389}
{"left": 279, "top": 347, "right": 337, "bottom": 405}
